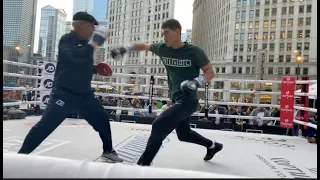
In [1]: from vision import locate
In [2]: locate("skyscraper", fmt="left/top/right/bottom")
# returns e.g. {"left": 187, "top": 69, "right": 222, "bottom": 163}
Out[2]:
{"left": 39, "top": 5, "right": 67, "bottom": 62}
{"left": 65, "top": 21, "right": 72, "bottom": 34}
{"left": 3, "top": 0, "right": 37, "bottom": 81}
{"left": 73, "top": 0, "right": 108, "bottom": 21}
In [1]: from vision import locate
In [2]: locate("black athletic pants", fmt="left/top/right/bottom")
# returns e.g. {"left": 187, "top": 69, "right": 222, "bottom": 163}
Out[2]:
{"left": 138, "top": 96, "right": 213, "bottom": 165}
{"left": 18, "top": 88, "right": 113, "bottom": 154}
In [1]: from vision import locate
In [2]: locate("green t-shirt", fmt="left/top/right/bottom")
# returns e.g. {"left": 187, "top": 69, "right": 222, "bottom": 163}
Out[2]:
{"left": 149, "top": 42, "right": 210, "bottom": 102}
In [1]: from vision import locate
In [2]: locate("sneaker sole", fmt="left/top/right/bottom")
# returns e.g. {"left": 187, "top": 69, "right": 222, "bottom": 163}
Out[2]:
{"left": 100, "top": 156, "right": 123, "bottom": 163}
{"left": 204, "top": 145, "right": 223, "bottom": 161}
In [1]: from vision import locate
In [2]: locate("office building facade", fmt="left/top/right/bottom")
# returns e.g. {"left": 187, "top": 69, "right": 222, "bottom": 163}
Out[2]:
{"left": 192, "top": 0, "right": 317, "bottom": 104}
{"left": 39, "top": 5, "right": 67, "bottom": 62}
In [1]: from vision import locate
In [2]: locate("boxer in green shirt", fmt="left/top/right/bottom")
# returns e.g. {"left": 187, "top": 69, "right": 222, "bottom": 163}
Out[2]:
{"left": 111, "top": 19, "right": 223, "bottom": 166}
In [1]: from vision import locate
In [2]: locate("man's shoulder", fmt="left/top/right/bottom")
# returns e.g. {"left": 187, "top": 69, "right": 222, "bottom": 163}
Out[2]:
{"left": 60, "top": 32, "right": 76, "bottom": 41}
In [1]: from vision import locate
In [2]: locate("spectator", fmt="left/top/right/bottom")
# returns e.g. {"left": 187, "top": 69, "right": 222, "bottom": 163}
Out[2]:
{"left": 231, "top": 106, "right": 248, "bottom": 131}
{"left": 133, "top": 103, "right": 144, "bottom": 116}
{"left": 225, "top": 105, "right": 236, "bottom": 123}
{"left": 249, "top": 107, "right": 271, "bottom": 128}
{"left": 306, "top": 112, "right": 317, "bottom": 144}
{"left": 102, "top": 97, "right": 109, "bottom": 106}
{"left": 271, "top": 108, "right": 280, "bottom": 117}
{"left": 161, "top": 100, "right": 171, "bottom": 111}
{"left": 3, "top": 90, "right": 19, "bottom": 109}
{"left": 246, "top": 106, "right": 255, "bottom": 116}
{"left": 201, "top": 104, "right": 225, "bottom": 122}
{"left": 26, "top": 91, "right": 32, "bottom": 108}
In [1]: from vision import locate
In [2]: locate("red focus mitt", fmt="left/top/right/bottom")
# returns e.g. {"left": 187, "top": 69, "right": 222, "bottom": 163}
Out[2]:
{"left": 96, "top": 63, "right": 113, "bottom": 76}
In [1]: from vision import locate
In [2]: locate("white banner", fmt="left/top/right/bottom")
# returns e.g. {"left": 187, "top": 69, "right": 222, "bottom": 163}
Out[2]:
{"left": 40, "top": 62, "right": 56, "bottom": 109}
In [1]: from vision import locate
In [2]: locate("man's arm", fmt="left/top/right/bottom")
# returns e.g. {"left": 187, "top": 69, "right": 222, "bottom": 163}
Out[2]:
{"left": 92, "top": 65, "right": 97, "bottom": 74}
{"left": 195, "top": 47, "right": 214, "bottom": 82}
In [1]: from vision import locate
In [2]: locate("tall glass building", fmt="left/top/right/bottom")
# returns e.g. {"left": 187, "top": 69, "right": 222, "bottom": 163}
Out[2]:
{"left": 39, "top": 5, "right": 67, "bottom": 62}
{"left": 73, "top": 0, "right": 108, "bottom": 21}
{"left": 3, "top": 0, "right": 37, "bottom": 84}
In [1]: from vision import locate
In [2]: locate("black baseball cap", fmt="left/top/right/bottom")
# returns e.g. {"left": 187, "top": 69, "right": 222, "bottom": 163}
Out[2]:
{"left": 73, "top": 11, "right": 99, "bottom": 25}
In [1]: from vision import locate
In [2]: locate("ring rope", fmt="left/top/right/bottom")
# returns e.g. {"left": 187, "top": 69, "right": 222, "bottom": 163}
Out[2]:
{"left": 3, "top": 60, "right": 317, "bottom": 84}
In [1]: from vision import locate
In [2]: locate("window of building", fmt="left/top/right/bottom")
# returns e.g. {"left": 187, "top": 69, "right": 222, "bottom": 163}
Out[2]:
{"left": 289, "top": 6, "right": 294, "bottom": 14}
{"left": 307, "top": 5, "right": 312, "bottom": 13}
{"left": 269, "top": 55, "right": 274, "bottom": 62}
{"left": 235, "top": 33, "right": 239, "bottom": 40}
{"left": 222, "top": 67, "right": 226, "bottom": 73}
{"left": 248, "top": 44, "right": 252, "bottom": 52}
{"left": 299, "top": 6, "right": 304, "bottom": 13}
{"left": 262, "top": 43, "right": 268, "bottom": 49}
{"left": 247, "top": 56, "right": 251, "bottom": 62}
{"left": 297, "top": 30, "right": 303, "bottom": 38}
{"left": 252, "top": 56, "right": 256, "bottom": 62}
{"left": 297, "top": 43, "right": 302, "bottom": 51}
{"left": 250, "top": 0, "right": 255, "bottom": 6}
{"left": 268, "top": 67, "right": 273, "bottom": 74}
{"left": 280, "top": 31, "right": 286, "bottom": 39}
{"left": 282, "top": 7, "right": 287, "bottom": 15}
{"left": 232, "top": 67, "right": 237, "bottom": 73}
{"left": 253, "top": 44, "right": 258, "bottom": 51}
{"left": 263, "top": 32, "right": 268, "bottom": 39}
{"left": 252, "top": 67, "right": 256, "bottom": 74}
{"left": 249, "top": 10, "right": 254, "bottom": 18}
{"left": 280, "top": 43, "right": 285, "bottom": 51}
{"left": 286, "top": 55, "right": 291, "bottom": 62}
{"left": 242, "top": 11, "right": 246, "bottom": 18}
{"left": 246, "top": 67, "right": 250, "bottom": 74}
{"left": 287, "top": 43, "right": 292, "bottom": 51}
{"left": 236, "top": 11, "right": 240, "bottom": 18}
{"left": 238, "top": 67, "right": 242, "bottom": 74}
{"left": 302, "top": 68, "right": 308, "bottom": 75}
{"left": 237, "top": 0, "right": 241, "bottom": 7}
{"left": 287, "top": 31, "right": 292, "bottom": 38}
{"left": 304, "top": 42, "right": 309, "bottom": 51}
{"left": 248, "top": 33, "right": 253, "bottom": 40}
{"left": 304, "top": 55, "right": 309, "bottom": 62}
{"left": 270, "top": 43, "right": 275, "bottom": 51}
{"left": 265, "top": 0, "right": 270, "bottom": 4}
{"left": 235, "top": 23, "right": 240, "bottom": 30}
{"left": 240, "top": 44, "right": 244, "bottom": 52}
{"left": 281, "top": 19, "right": 286, "bottom": 27}
{"left": 241, "top": 22, "right": 245, "bottom": 29}
{"left": 306, "top": 17, "right": 311, "bottom": 25}
{"left": 254, "top": 21, "right": 259, "bottom": 28}
{"left": 305, "top": 30, "right": 310, "bottom": 37}
{"left": 233, "top": 56, "right": 237, "bottom": 62}
{"left": 285, "top": 67, "right": 290, "bottom": 75}
{"left": 249, "top": 21, "right": 253, "bottom": 28}
{"left": 256, "top": 0, "right": 260, "bottom": 5}
{"left": 278, "top": 67, "right": 283, "bottom": 75}
{"left": 271, "top": 20, "right": 276, "bottom": 28}
{"left": 256, "top": 10, "right": 260, "bottom": 17}
{"left": 272, "top": 8, "right": 277, "bottom": 16}
{"left": 270, "top": 32, "right": 275, "bottom": 39}
{"left": 216, "top": 68, "right": 220, "bottom": 73}
{"left": 239, "top": 56, "right": 243, "bottom": 62}
{"left": 263, "top": 20, "right": 269, "bottom": 28}
{"left": 240, "top": 33, "right": 245, "bottom": 40}
{"left": 234, "top": 44, "right": 238, "bottom": 51}
{"left": 264, "top": 9, "right": 269, "bottom": 16}
{"left": 288, "top": 19, "right": 293, "bottom": 27}
{"left": 254, "top": 33, "right": 258, "bottom": 40}
{"left": 298, "top": 18, "right": 303, "bottom": 26}
{"left": 279, "top": 55, "right": 284, "bottom": 62}
{"left": 242, "top": 0, "right": 247, "bottom": 6}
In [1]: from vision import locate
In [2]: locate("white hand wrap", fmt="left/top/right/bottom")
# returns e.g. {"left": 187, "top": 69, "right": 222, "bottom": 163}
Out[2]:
{"left": 194, "top": 75, "right": 207, "bottom": 87}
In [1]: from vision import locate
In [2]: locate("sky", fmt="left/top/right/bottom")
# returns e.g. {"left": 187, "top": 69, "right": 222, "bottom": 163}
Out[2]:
{"left": 34, "top": 0, "right": 193, "bottom": 53}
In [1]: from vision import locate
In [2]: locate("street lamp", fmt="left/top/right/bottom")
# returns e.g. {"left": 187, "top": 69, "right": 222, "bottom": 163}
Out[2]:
{"left": 294, "top": 50, "right": 302, "bottom": 80}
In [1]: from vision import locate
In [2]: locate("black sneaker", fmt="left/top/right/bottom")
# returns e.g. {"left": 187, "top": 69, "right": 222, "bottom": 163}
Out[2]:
{"left": 101, "top": 149, "right": 123, "bottom": 163}
{"left": 203, "top": 142, "right": 223, "bottom": 161}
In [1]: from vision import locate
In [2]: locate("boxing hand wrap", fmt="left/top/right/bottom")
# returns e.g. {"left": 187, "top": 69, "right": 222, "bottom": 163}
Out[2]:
{"left": 90, "top": 26, "right": 110, "bottom": 47}
{"left": 194, "top": 75, "right": 207, "bottom": 87}
{"left": 180, "top": 75, "right": 207, "bottom": 93}
{"left": 110, "top": 45, "right": 133, "bottom": 61}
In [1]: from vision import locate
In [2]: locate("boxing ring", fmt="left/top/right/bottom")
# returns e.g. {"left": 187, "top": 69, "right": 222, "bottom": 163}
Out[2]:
{"left": 3, "top": 60, "right": 318, "bottom": 178}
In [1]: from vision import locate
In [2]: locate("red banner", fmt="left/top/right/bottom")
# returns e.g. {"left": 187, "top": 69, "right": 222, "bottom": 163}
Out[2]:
{"left": 280, "top": 76, "right": 296, "bottom": 129}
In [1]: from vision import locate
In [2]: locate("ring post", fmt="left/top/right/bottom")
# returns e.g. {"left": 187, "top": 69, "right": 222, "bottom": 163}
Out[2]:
{"left": 205, "top": 83, "right": 209, "bottom": 118}
{"left": 148, "top": 75, "right": 155, "bottom": 113}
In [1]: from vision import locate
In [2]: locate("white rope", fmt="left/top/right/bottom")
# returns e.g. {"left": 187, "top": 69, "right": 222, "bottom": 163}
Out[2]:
{"left": 3, "top": 87, "right": 43, "bottom": 91}
{"left": 3, "top": 101, "right": 41, "bottom": 106}
{"left": 3, "top": 61, "right": 316, "bottom": 84}
{"left": 3, "top": 60, "right": 43, "bottom": 69}
{"left": 94, "top": 92, "right": 317, "bottom": 113}
{"left": 3, "top": 72, "right": 42, "bottom": 79}
{"left": 102, "top": 106, "right": 316, "bottom": 129}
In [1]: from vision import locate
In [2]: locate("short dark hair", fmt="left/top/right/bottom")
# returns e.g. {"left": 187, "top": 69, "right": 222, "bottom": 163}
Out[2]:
{"left": 161, "top": 19, "right": 182, "bottom": 32}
